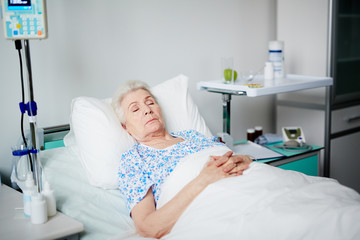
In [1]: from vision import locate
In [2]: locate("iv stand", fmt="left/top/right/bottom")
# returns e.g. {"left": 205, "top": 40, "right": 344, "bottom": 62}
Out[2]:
{"left": 204, "top": 87, "right": 247, "bottom": 135}
{"left": 23, "top": 40, "right": 42, "bottom": 193}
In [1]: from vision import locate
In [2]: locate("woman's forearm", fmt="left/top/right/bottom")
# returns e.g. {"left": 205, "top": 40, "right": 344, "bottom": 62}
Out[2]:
{"left": 133, "top": 151, "right": 237, "bottom": 238}
{"left": 134, "top": 175, "right": 208, "bottom": 239}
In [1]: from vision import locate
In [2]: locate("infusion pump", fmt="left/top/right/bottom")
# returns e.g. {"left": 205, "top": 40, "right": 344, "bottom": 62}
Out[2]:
{"left": 282, "top": 127, "right": 306, "bottom": 145}
{"left": 1, "top": 0, "right": 47, "bottom": 39}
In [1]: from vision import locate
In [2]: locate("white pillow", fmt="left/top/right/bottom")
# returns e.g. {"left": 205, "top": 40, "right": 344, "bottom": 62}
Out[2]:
{"left": 66, "top": 74, "right": 212, "bottom": 189}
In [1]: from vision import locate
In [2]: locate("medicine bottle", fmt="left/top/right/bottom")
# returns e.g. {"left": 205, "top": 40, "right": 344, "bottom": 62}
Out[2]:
{"left": 264, "top": 62, "right": 274, "bottom": 80}
{"left": 23, "top": 172, "right": 36, "bottom": 217}
{"left": 254, "top": 126, "right": 263, "bottom": 140}
{"left": 268, "top": 41, "right": 284, "bottom": 79}
{"left": 247, "top": 128, "right": 255, "bottom": 142}
{"left": 30, "top": 193, "right": 48, "bottom": 224}
{"left": 42, "top": 181, "right": 57, "bottom": 217}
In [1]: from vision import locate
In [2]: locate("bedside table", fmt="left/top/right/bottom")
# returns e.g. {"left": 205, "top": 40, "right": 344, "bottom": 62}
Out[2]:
{"left": 0, "top": 184, "right": 84, "bottom": 240}
{"left": 259, "top": 142, "right": 323, "bottom": 176}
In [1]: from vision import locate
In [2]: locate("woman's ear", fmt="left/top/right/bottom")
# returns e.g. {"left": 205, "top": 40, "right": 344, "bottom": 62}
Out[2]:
{"left": 121, "top": 123, "right": 133, "bottom": 137}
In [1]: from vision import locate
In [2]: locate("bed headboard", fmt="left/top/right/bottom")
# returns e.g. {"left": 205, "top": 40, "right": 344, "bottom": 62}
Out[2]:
{"left": 42, "top": 124, "right": 70, "bottom": 150}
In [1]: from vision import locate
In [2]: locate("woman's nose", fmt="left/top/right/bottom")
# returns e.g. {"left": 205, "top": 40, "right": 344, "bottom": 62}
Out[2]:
{"left": 144, "top": 106, "right": 152, "bottom": 115}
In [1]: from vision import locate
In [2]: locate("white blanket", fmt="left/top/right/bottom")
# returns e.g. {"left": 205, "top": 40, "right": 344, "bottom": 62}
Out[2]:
{"left": 155, "top": 146, "right": 360, "bottom": 240}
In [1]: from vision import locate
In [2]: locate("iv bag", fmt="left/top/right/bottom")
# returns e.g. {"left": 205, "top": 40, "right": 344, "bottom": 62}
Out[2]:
{"left": 11, "top": 145, "right": 31, "bottom": 189}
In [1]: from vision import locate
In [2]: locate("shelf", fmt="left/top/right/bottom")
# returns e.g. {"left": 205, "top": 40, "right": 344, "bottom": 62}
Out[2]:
{"left": 338, "top": 14, "right": 360, "bottom": 18}
{"left": 197, "top": 74, "right": 333, "bottom": 97}
{"left": 337, "top": 57, "right": 360, "bottom": 63}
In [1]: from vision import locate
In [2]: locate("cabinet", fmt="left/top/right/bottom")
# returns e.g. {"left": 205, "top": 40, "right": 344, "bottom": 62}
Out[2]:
{"left": 330, "top": 0, "right": 360, "bottom": 193}
{"left": 331, "top": 0, "right": 360, "bottom": 107}
{"left": 330, "top": 105, "right": 360, "bottom": 193}
{"left": 261, "top": 142, "right": 322, "bottom": 176}
{"left": 276, "top": 0, "right": 360, "bottom": 192}
{"left": 277, "top": 155, "right": 318, "bottom": 176}
{"left": 330, "top": 131, "right": 360, "bottom": 192}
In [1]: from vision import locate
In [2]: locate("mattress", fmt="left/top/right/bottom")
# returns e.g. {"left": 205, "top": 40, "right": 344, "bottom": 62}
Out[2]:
{"left": 39, "top": 146, "right": 144, "bottom": 240}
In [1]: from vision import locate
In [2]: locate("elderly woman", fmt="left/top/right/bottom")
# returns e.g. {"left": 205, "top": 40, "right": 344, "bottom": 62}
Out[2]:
{"left": 112, "top": 80, "right": 253, "bottom": 239}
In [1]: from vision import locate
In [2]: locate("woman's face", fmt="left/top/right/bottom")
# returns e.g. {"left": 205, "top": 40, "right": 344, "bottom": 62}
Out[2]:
{"left": 120, "top": 88, "right": 165, "bottom": 141}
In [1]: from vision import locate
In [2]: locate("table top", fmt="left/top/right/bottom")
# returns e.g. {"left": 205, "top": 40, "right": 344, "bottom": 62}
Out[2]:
{"left": 197, "top": 74, "right": 333, "bottom": 97}
{"left": 257, "top": 142, "right": 323, "bottom": 164}
{"left": 0, "top": 184, "right": 84, "bottom": 240}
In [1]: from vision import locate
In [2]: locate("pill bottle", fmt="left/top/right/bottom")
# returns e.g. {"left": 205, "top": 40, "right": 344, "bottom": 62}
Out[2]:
{"left": 264, "top": 62, "right": 274, "bottom": 80}
{"left": 31, "top": 193, "right": 48, "bottom": 224}
{"left": 247, "top": 128, "right": 255, "bottom": 142}
{"left": 268, "top": 41, "right": 285, "bottom": 79}
{"left": 254, "top": 126, "right": 263, "bottom": 140}
{"left": 42, "top": 181, "right": 57, "bottom": 217}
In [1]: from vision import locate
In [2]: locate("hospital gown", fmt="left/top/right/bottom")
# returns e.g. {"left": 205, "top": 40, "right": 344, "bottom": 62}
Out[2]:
{"left": 118, "top": 130, "right": 223, "bottom": 213}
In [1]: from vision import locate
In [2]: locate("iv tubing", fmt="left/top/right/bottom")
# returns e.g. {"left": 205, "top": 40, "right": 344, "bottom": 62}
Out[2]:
{"left": 15, "top": 40, "right": 33, "bottom": 173}
{"left": 23, "top": 40, "right": 42, "bottom": 193}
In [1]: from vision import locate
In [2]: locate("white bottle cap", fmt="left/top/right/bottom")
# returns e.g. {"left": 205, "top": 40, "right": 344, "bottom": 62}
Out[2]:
{"left": 43, "top": 181, "right": 51, "bottom": 191}
{"left": 269, "top": 41, "right": 284, "bottom": 51}
{"left": 255, "top": 126, "right": 263, "bottom": 131}
{"left": 32, "top": 192, "right": 43, "bottom": 201}
{"left": 247, "top": 128, "right": 255, "bottom": 133}
{"left": 25, "top": 172, "right": 35, "bottom": 187}
{"left": 42, "top": 181, "right": 57, "bottom": 217}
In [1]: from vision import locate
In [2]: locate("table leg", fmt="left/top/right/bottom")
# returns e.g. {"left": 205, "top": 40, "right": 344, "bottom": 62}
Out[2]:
{"left": 222, "top": 94, "right": 231, "bottom": 134}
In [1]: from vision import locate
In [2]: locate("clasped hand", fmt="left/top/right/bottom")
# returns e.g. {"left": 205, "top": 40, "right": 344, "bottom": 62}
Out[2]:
{"left": 199, "top": 151, "right": 252, "bottom": 185}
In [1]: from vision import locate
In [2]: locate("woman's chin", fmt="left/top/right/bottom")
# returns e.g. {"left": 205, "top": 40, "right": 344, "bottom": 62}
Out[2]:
{"left": 147, "top": 123, "right": 165, "bottom": 134}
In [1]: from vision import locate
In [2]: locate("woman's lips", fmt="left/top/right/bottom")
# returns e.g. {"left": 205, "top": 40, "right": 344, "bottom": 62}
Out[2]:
{"left": 146, "top": 118, "right": 157, "bottom": 125}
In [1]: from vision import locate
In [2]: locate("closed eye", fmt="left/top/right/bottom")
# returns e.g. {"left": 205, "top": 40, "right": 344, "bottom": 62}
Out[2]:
{"left": 130, "top": 105, "right": 139, "bottom": 112}
{"left": 146, "top": 100, "right": 155, "bottom": 105}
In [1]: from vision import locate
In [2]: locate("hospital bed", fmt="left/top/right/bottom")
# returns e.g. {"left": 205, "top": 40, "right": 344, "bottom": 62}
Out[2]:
{"left": 39, "top": 75, "right": 360, "bottom": 240}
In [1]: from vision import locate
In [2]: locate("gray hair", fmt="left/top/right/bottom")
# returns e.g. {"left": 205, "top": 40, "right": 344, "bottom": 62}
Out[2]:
{"left": 111, "top": 80, "right": 155, "bottom": 123}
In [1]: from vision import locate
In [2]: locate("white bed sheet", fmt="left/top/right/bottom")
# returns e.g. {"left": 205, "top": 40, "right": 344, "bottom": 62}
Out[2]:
{"left": 40, "top": 146, "right": 360, "bottom": 240}
{"left": 39, "top": 147, "right": 146, "bottom": 240}
{"left": 156, "top": 146, "right": 360, "bottom": 240}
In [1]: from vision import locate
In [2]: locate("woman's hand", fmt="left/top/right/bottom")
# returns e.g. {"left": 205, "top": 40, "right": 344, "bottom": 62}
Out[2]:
{"left": 219, "top": 155, "right": 252, "bottom": 176}
{"left": 213, "top": 152, "right": 253, "bottom": 176}
{"left": 198, "top": 151, "right": 234, "bottom": 185}
{"left": 197, "top": 151, "right": 252, "bottom": 186}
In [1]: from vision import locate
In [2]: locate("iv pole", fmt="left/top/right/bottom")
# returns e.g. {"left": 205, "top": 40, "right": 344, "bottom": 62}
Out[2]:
{"left": 2, "top": 0, "right": 48, "bottom": 194}
{"left": 23, "top": 39, "right": 42, "bottom": 193}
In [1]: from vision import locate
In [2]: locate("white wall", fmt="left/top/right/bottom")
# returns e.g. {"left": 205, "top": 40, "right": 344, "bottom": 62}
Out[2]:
{"left": 276, "top": 0, "right": 329, "bottom": 174}
{"left": 0, "top": 0, "right": 276, "bottom": 185}
{"left": 277, "top": 0, "right": 329, "bottom": 77}
{"left": 277, "top": 0, "right": 329, "bottom": 104}
{"left": 276, "top": 0, "right": 329, "bottom": 141}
